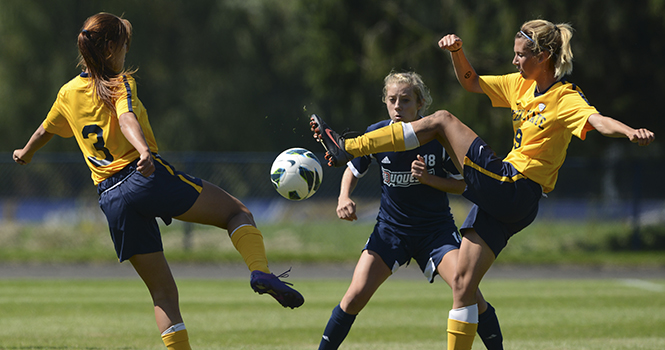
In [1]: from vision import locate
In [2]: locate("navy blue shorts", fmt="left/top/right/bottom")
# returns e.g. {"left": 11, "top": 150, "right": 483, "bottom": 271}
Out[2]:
{"left": 364, "top": 220, "right": 461, "bottom": 283}
{"left": 97, "top": 154, "right": 203, "bottom": 262}
{"left": 460, "top": 137, "right": 542, "bottom": 257}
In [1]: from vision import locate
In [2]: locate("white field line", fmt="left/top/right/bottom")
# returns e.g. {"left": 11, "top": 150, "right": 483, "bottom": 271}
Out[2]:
{"left": 619, "top": 279, "right": 665, "bottom": 292}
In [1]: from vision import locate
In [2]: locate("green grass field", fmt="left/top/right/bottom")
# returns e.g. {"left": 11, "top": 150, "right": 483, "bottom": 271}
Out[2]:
{"left": 1, "top": 277, "right": 664, "bottom": 349}
{"left": 1, "top": 212, "right": 665, "bottom": 266}
{"left": 1, "top": 199, "right": 664, "bottom": 348}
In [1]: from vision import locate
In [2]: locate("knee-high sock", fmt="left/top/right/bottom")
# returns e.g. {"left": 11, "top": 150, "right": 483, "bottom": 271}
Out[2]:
{"left": 477, "top": 302, "right": 503, "bottom": 350}
{"left": 448, "top": 304, "right": 479, "bottom": 350}
{"left": 230, "top": 224, "right": 270, "bottom": 273}
{"left": 345, "top": 122, "right": 419, "bottom": 156}
{"left": 318, "top": 304, "right": 357, "bottom": 350}
{"left": 161, "top": 323, "right": 192, "bottom": 350}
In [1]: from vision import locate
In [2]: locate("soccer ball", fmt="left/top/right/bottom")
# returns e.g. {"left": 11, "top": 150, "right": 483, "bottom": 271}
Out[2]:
{"left": 270, "top": 148, "right": 323, "bottom": 201}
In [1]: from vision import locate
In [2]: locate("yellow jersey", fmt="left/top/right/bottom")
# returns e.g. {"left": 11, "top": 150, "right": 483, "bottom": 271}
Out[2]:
{"left": 42, "top": 73, "right": 159, "bottom": 185}
{"left": 479, "top": 72, "right": 597, "bottom": 193}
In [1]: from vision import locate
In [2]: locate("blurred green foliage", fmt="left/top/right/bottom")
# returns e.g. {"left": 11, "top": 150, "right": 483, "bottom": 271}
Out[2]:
{"left": 1, "top": 0, "right": 662, "bottom": 160}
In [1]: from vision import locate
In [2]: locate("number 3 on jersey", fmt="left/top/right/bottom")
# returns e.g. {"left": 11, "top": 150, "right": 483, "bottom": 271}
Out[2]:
{"left": 83, "top": 124, "right": 113, "bottom": 167}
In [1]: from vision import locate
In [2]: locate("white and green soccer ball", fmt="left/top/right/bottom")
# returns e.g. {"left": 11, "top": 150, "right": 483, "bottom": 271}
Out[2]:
{"left": 270, "top": 147, "right": 323, "bottom": 201}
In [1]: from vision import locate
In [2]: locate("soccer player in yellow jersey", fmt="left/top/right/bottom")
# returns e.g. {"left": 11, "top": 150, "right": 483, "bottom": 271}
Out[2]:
{"left": 13, "top": 12, "right": 303, "bottom": 350}
{"left": 310, "top": 19, "right": 655, "bottom": 350}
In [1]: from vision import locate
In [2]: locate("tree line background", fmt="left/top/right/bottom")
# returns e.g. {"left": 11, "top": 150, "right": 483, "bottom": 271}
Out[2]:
{"left": 0, "top": 0, "right": 662, "bottom": 166}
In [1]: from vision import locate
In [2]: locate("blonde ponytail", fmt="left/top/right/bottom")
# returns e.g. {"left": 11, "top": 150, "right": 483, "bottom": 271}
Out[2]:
{"left": 517, "top": 20, "right": 574, "bottom": 79}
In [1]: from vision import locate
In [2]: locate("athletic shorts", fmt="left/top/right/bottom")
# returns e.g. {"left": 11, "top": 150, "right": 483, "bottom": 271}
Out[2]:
{"left": 97, "top": 154, "right": 203, "bottom": 262}
{"left": 460, "top": 137, "right": 542, "bottom": 257}
{"left": 364, "top": 220, "right": 461, "bottom": 283}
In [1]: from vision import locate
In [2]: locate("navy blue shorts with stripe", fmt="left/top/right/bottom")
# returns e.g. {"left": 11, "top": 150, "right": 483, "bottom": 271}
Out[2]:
{"left": 460, "top": 137, "right": 542, "bottom": 257}
{"left": 365, "top": 220, "right": 461, "bottom": 283}
{"left": 97, "top": 155, "right": 203, "bottom": 262}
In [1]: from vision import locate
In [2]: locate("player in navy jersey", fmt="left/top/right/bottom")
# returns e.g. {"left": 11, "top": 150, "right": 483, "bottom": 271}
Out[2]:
{"left": 13, "top": 12, "right": 302, "bottom": 350}
{"left": 318, "top": 71, "right": 503, "bottom": 350}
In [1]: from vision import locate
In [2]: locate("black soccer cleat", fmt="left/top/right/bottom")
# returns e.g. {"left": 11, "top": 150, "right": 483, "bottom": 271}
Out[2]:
{"left": 309, "top": 114, "right": 354, "bottom": 167}
{"left": 250, "top": 269, "right": 304, "bottom": 309}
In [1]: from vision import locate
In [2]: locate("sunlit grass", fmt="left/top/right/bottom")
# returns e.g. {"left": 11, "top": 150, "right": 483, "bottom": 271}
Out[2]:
{"left": 0, "top": 278, "right": 664, "bottom": 349}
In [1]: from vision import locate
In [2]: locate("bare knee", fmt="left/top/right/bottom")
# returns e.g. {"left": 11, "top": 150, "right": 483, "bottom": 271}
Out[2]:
{"left": 430, "top": 110, "right": 458, "bottom": 126}
{"left": 415, "top": 110, "right": 458, "bottom": 137}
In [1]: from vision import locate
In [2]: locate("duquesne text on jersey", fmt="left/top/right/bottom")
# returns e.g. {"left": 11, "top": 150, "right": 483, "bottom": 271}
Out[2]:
{"left": 381, "top": 167, "right": 435, "bottom": 187}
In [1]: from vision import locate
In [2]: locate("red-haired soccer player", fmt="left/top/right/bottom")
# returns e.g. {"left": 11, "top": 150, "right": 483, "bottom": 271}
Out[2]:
{"left": 13, "top": 12, "right": 303, "bottom": 350}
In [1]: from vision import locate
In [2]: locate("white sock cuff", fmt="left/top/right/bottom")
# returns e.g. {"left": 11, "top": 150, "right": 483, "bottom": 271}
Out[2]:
{"left": 161, "top": 322, "right": 187, "bottom": 336}
{"left": 448, "top": 304, "right": 479, "bottom": 324}
{"left": 229, "top": 224, "right": 253, "bottom": 238}
{"left": 402, "top": 122, "right": 420, "bottom": 150}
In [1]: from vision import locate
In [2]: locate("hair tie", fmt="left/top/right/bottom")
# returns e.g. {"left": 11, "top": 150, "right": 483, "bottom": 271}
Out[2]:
{"left": 81, "top": 29, "right": 90, "bottom": 37}
{"left": 520, "top": 29, "right": 548, "bottom": 52}
{"left": 520, "top": 30, "right": 536, "bottom": 44}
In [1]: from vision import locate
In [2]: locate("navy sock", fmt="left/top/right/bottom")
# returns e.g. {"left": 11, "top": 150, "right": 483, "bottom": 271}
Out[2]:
{"left": 477, "top": 302, "right": 504, "bottom": 350}
{"left": 318, "top": 304, "right": 357, "bottom": 350}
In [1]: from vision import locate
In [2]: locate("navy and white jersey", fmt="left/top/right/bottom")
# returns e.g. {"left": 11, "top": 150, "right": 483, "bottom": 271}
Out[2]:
{"left": 348, "top": 119, "right": 463, "bottom": 235}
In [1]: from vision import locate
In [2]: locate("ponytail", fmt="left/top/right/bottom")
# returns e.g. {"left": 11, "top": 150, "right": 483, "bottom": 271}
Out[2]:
{"left": 517, "top": 20, "right": 574, "bottom": 79}
{"left": 77, "top": 13, "right": 137, "bottom": 115}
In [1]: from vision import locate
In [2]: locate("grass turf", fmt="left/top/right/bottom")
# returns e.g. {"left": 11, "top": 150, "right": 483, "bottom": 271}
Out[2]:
{"left": 0, "top": 277, "right": 664, "bottom": 349}
{"left": 1, "top": 217, "right": 665, "bottom": 266}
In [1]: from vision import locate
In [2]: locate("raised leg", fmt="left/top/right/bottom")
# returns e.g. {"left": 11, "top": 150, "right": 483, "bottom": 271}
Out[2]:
{"left": 175, "top": 180, "right": 303, "bottom": 308}
{"left": 410, "top": 110, "right": 478, "bottom": 175}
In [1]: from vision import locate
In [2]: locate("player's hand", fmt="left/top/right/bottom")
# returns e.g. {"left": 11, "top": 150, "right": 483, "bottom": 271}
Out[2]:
{"left": 629, "top": 128, "right": 655, "bottom": 146}
{"left": 411, "top": 155, "right": 430, "bottom": 185}
{"left": 13, "top": 149, "right": 32, "bottom": 165}
{"left": 136, "top": 152, "right": 155, "bottom": 177}
{"left": 439, "top": 34, "right": 463, "bottom": 53}
{"left": 336, "top": 197, "right": 358, "bottom": 221}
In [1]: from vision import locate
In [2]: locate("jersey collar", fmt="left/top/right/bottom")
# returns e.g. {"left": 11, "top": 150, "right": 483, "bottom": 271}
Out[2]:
{"left": 534, "top": 79, "right": 562, "bottom": 97}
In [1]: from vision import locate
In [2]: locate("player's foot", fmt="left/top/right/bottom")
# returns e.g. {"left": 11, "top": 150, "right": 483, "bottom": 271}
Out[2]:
{"left": 309, "top": 114, "right": 354, "bottom": 167}
{"left": 250, "top": 269, "right": 304, "bottom": 309}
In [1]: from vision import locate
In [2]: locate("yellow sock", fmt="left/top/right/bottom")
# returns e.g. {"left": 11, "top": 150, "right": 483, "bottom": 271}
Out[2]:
{"left": 345, "top": 122, "right": 407, "bottom": 156}
{"left": 162, "top": 329, "right": 192, "bottom": 350}
{"left": 447, "top": 318, "right": 478, "bottom": 350}
{"left": 230, "top": 224, "right": 270, "bottom": 273}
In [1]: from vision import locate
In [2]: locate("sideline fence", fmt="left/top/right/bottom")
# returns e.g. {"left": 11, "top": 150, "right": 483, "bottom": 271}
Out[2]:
{"left": 1, "top": 152, "right": 663, "bottom": 250}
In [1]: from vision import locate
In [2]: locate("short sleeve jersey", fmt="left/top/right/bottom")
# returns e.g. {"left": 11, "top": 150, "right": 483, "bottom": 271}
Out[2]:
{"left": 479, "top": 72, "right": 598, "bottom": 192}
{"left": 348, "top": 119, "right": 463, "bottom": 234}
{"left": 42, "top": 73, "right": 158, "bottom": 185}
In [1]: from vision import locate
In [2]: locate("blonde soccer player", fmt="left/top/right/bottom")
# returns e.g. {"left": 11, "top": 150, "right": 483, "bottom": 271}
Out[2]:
{"left": 13, "top": 12, "right": 303, "bottom": 350}
{"left": 318, "top": 71, "right": 503, "bottom": 350}
{"left": 310, "top": 19, "right": 654, "bottom": 350}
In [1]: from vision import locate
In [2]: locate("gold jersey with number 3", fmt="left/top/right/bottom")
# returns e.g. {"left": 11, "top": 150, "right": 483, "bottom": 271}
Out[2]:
{"left": 42, "top": 73, "right": 159, "bottom": 185}
{"left": 479, "top": 72, "right": 598, "bottom": 193}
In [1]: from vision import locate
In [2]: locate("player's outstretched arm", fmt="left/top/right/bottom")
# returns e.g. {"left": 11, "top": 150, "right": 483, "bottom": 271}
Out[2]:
{"left": 587, "top": 114, "right": 655, "bottom": 146}
{"left": 337, "top": 167, "right": 359, "bottom": 221}
{"left": 13, "top": 124, "right": 54, "bottom": 165}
